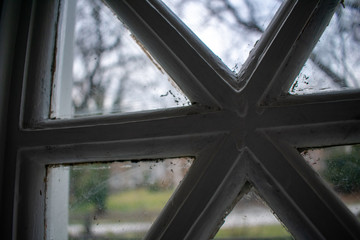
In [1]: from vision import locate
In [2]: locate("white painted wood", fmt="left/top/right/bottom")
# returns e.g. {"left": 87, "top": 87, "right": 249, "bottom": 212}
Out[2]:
{"left": 262, "top": 0, "right": 341, "bottom": 101}
{"left": 104, "top": 0, "right": 236, "bottom": 109}
{"left": 2, "top": 0, "right": 360, "bottom": 239}
{"left": 52, "top": 0, "right": 76, "bottom": 119}
{"left": 46, "top": 0, "right": 76, "bottom": 238}
{"left": 243, "top": 0, "right": 319, "bottom": 106}
{"left": 21, "top": 108, "right": 234, "bottom": 147}
{"left": 46, "top": 166, "right": 70, "bottom": 240}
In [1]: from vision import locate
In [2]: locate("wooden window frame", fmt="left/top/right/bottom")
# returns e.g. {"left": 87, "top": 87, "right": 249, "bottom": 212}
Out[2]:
{"left": 1, "top": 0, "right": 360, "bottom": 239}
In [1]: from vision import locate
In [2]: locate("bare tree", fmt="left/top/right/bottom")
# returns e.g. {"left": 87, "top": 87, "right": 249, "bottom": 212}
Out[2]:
{"left": 165, "top": 0, "right": 360, "bottom": 92}
{"left": 72, "top": 0, "right": 146, "bottom": 115}
{"left": 71, "top": 0, "right": 192, "bottom": 117}
{"left": 71, "top": 0, "right": 359, "bottom": 114}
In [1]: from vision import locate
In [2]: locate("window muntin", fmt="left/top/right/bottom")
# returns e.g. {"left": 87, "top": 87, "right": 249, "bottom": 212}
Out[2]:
{"left": 290, "top": 2, "right": 360, "bottom": 95}
{"left": 8, "top": 0, "right": 360, "bottom": 239}
{"left": 52, "top": 0, "right": 190, "bottom": 119}
{"left": 162, "top": 0, "right": 282, "bottom": 73}
{"left": 46, "top": 157, "right": 193, "bottom": 239}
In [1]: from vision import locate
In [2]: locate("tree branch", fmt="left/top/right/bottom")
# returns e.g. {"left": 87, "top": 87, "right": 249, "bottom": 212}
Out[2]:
{"left": 309, "top": 53, "right": 348, "bottom": 88}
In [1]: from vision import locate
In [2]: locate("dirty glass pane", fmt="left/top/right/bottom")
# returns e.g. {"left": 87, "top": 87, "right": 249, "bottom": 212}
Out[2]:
{"left": 45, "top": 157, "right": 193, "bottom": 239}
{"left": 301, "top": 144, "right": 360, "bottom": 220}
{"left": 162, "top": 0, "right": 282, "bottom": 73}
{"left": 290, "top": 2, "right": 360, "bottom": 94}
{"left": 52, "top": 0, "right": 190, "bottom": 119}
{"left": 213, "top": 186, "right": 292, "bottom": 239}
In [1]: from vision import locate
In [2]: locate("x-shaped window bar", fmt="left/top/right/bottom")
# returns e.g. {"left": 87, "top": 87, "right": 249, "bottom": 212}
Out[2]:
{"left": 102, "top": 0, "right": 360, "bottom": 238}
{"left": 12, "top": 0, "right": 360, "bottom": 239}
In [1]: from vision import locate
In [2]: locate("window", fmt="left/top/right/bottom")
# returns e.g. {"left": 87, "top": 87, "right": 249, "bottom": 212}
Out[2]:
{"left": 291, "top": 1, "right": 360, "bottom": 94}
{"left": 52, "top": 0, "right": 190, "bottom": 118}
{"left": 1, "top": 0, "right": 360, "bottom": 239}
{"left": 301, "top": 144, "right": 360, "bottom": 217}
{"left": 46, "top": 157, "right": 193, "bottom": 239}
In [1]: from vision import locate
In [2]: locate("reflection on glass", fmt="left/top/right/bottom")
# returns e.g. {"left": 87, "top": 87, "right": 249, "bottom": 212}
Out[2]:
{"left": 301, "top": 144, "right": 360, "bottom": 219}
{"left": 53, "top": 0, "right": 190, "bottom": 119}
{"left": 213, "top": 186, "right": 291, "bottom": 239}
{"left": 46, "top": 157, "right": 193, "bottom": 239}
{"left": 162, "top": 0, "right": 282, "bottom": 72}
{"left": 290, "top": 2, "right": 360, "bottom": 94}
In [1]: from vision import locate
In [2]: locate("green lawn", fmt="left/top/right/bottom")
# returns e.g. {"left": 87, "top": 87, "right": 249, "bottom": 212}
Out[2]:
{"left": 106, "top": 188, "right": 173, "bottom": 213}
{"left": 69, "top": 188, "right": 293, "bottom": 238}
{"left": 215, "top": 224, "right": 291, "bottom": 239}
{"left": 69, "top": 188, "right": 173, "bottom": 223}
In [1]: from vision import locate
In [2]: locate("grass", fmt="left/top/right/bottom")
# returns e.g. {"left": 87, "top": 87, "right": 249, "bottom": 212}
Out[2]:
{"left": 69, "top": 187, "right": 173, "bottom": 223}
{"left": 69, "top": 188, "right": 293, "bottom": 239}
{"left": 215, "top": 224, "right": 292, "bottom": 239}
{"left": 106, "top": 188, "right": 173, "bottom": 213}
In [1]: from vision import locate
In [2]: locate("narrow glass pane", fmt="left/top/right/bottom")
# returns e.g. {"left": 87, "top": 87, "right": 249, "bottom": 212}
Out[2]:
{"left": 290, "top": 2, "right": 360, "bottom": 94}
{"left": 162, "top": 0, "right": 282, "bottom": 72}
{"left": 52, "top": 0, "right": 190, "bottom": 119}
{"left": 301, "top": 144, "right": 360, "bottom": 220}
{"left": 213, "top": 187, "right": 292, "bottom": 239}
{"left": 45, "top": 157, "right": 193, "bottom": 239}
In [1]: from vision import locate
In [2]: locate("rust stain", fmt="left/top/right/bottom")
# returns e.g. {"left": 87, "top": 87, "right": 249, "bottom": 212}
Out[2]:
{"left": 48, "top": 0, "right": 63, "bottom": 120}
{"left": 130, "top": 34, "right": 165, "bottom": 74}
{"left": 130, "top": 34, "right": 190, "bottom": 103}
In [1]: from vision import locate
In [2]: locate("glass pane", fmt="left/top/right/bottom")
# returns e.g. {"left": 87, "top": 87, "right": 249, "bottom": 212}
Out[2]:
{"left": 290, "top": 2, "right": 360, "bottom": 94}
{"left": 301, "top": 144, "right": 360, "bottom": 220}
{"left": 52, "top": 0, "right": 190, "bottom": 119}
{"left": 45, "top": 157, "right": 193, "bottom": 239}
{"left": 213, "top": 187, "right": 292, "bottom": 239}
{"left": 162, "top": 0, "right": 282, "bottom": 72}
